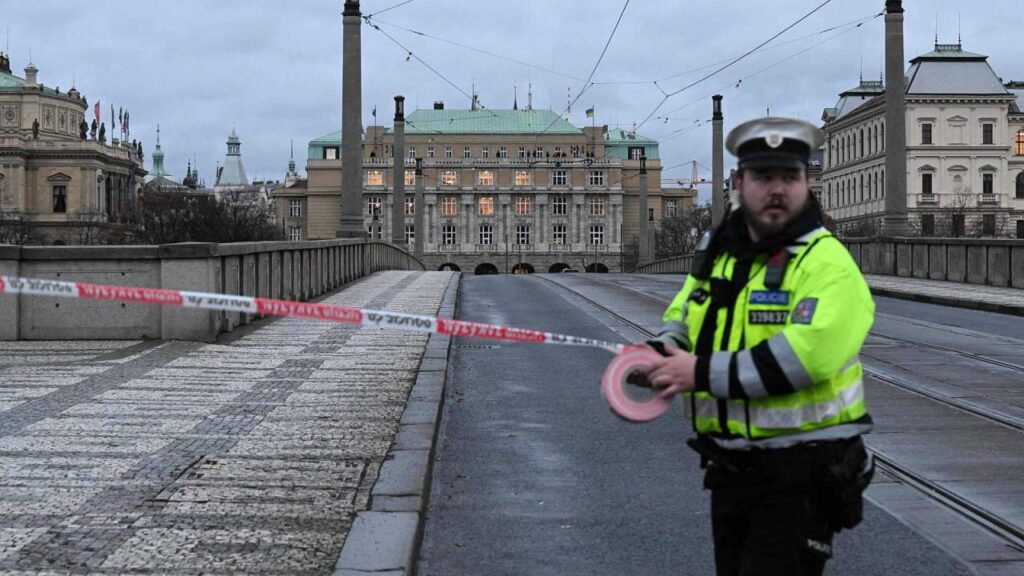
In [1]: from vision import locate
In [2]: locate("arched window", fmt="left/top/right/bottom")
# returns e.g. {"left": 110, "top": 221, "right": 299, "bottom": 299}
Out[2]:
{"left": 859, "top": 174, "right": 864, "bottom": 203}
{"left": 1016, "top": 130, "right": 1024, "bottom": 156}
{"left": 1017, "top": 172, "right": 1024, "bottom": 199}
{"left": 859, "top": 129, "right": 864, "bottom": 158}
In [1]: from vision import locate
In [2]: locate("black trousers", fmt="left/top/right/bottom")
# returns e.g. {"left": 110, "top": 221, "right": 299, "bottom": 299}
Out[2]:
{"left": 701, "top": 439, "right": 866, "bottom": 576}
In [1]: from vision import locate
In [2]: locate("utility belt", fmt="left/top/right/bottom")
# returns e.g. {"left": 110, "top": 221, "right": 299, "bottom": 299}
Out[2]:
{"left": 688, "top": 434, "right": 874, "bottom": 531}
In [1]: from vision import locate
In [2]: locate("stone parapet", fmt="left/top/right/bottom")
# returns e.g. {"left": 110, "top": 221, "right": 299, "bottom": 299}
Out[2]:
{"left": 0, "top": 239, "right": 424, "bottom": 341}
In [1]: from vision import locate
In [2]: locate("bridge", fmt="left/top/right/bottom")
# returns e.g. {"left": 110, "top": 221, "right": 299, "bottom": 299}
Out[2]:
{"left": 0, "top": 242, "right": 1022, "bottom": 575}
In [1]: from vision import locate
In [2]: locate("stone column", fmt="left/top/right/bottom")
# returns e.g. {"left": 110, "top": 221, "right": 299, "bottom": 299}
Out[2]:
{"left": 414, "top": 158, "right": 425, "bottom": 259}
{"left": 391, "top": 96, "right": 406, "bottom": 245}
{"left": 338, "top": 1, "right": 366, "bottom": 237}
{"left": 711, "top": 95, "right": 725, "bottom": 225}
{"left": 638, "top": 157, "right": 651, "bottom": 263}
{"left": 882, "top": 0, "right": 909, "bottom": 236}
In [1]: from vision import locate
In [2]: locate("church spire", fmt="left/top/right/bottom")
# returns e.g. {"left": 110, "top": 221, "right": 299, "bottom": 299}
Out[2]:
{"left": 151, "top": 124, "right": 168, "bottom": 179}
{"left": 287, "top": 139, "right": 297, "bottom": 178}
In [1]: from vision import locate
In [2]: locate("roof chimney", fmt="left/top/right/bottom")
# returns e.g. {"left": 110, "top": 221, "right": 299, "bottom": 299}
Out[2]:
{"left": 433, "top": 101, "right": 444, "bottom": 110}
{"left": 24, "top": 63, "right": 38, "bottom": 87}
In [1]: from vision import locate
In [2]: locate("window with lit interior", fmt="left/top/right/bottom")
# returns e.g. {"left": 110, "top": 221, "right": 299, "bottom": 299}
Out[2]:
{"left": 515, "top": 196, "right": 531, "bottom": 215}
{"left": 478, "top": 196, "right": 495, "bottom": 216}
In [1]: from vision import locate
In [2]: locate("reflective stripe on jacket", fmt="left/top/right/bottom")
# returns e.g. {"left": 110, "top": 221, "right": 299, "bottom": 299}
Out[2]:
{"left": 661, "top": 227, "right": 875, "bottom": 441}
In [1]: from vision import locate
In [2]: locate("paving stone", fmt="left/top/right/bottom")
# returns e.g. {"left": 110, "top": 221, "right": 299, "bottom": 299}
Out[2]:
{"left": 0, "top": 271, "right": 456, "bottom": 574}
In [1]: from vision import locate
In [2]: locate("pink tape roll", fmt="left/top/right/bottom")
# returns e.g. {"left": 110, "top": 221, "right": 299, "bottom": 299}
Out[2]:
{"left": 601, "top": 345, "right": 673, "bottom": 422}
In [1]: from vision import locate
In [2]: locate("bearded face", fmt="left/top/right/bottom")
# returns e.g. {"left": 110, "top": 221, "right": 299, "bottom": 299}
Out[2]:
{"left": 735, "top": 168, "right": 810, "bottom": 239}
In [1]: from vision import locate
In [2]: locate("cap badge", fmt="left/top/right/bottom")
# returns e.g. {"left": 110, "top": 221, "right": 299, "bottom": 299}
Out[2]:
{"left": 765, "top": 131, "right": 784, "bottom": 149}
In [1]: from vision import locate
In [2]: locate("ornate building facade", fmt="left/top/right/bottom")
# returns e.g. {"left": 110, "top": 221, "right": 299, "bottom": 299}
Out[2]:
{"left": 821, "top": 42, "right": 1024, "bottom": 238}
{"left": 0, "top": 54, "right": 146, "bottom": 244}
{"left": 276, "top": 104, "right": 694, "bottom": 273}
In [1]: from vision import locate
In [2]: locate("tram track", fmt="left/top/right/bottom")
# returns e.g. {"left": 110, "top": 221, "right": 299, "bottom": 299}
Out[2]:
{"left": 536, "top": 273, "right": 1024, "bottom": 552}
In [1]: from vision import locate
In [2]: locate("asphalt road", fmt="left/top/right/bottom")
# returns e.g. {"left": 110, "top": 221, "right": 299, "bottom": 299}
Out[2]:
{"left": 417, "top": 274, "right": 972, "bottom": 576}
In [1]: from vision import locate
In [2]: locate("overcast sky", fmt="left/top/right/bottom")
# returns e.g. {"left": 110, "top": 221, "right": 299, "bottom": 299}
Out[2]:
{"left": 4, "top": 0, "right": 1020, "bottom": 192}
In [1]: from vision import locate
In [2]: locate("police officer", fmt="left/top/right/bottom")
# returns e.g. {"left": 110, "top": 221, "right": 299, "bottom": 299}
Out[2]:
{"left": 638, "top": 117, "right": 876, "bottom": 576}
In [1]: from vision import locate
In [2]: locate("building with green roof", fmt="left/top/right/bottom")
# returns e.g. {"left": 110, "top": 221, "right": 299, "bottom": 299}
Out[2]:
{"left": 0, "top": 53, "right": 146, "bottom": 244}
{"left": 277, "top": 103, "right": 695, "bottom": 272}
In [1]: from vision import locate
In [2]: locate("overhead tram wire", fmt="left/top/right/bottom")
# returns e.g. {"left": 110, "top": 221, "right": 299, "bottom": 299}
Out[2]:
{"left": 367, "top": 18, "right": 587, "bottom": 83}
{"left": 364, "top": 0, "right": 417, "bottom": 19}
{"left": 634, "top": 0, "right": 834, "bottom": 131}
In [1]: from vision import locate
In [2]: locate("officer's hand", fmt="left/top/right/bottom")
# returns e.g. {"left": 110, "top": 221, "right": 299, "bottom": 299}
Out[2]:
{"left": 647, "top": 347, "right": 697, "bottom": 399}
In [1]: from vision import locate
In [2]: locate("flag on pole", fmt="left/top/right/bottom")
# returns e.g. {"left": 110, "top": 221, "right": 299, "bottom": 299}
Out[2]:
{"left": 585, "top": 107, "right": 595, "bottom": 119}
{"left": 372, "top": 106, "right": 376, "bottom": 119}
{"left": 93, "top": 101, "right": 100, "bottom": 124}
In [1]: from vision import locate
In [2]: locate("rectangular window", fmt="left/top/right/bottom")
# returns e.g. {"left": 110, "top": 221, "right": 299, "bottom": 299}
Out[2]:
{"left": 983, "top": 173, "right": 994, "bottom": 195}
{"left": 366, "top": 196, "right": 383, "bottom": 215}
{"left": 1018, "top": 220, "right": 1024, "bottom": 239}
{"left": 367, "top": 170, "right": 383, "bottom": 186}
{"left": 405, "top": 224, "right": 415, "bottom": 245}
{"left": 515, "top": 196, "right": 531, "bottom": 215}
{"left": 478, "top": 170, "right": 494, "bottom": 186}
{"left": 922, "top": 173, "right": 933, "bottom": 195}
{"left": 441, "top": 170, "right": 458, "bottom": 186}
{"left": 464, "top": 146, "right": 471, "bottom": 158}
{"left": 516, "top": 224, "right": 530, "bottom": 245}
{"left": 572, "top": 145, "right": 581, "bottom": 159}
{"left": 588, "top": 171, "right": 605, "bottom": 186}
{"left": 515, "top": 170, "right": 531, "bottom": 186}
{"left": 551, "top": 195, "right": 567, "bottom": 215}
{"left": 554, "top": 146, "right": 562, "bottom": 157}
{"left": 289, "top": 200, "right": 301, "bottom": 218}
{"left": 288, "top": 227, "right": 302, "bottom": 242}
{"left": 628, "top": 146, "right": 644, "bottom": 160}
{"left": 405, "top": 196, "right": 415, "bottom": 215}
{"left": 518, "top": 146, "right": 526, "bottom": 159}
{"left": 427, "top": 146, "right": 435, "bottom": 158}
{"left": 1016, "top": 130, "right": 1024, "bottom": 155}
{"left": 478, "top": 196, "right": 495, "bottom": 216}
{"left": 921, "top": 214, "right": 935, "bottom": 236}
{"left": 589, "top": 224, "right": 605, "bottom": 245}
{"left": 442, "top": 224, "right": 457, "bottom": 245}
{"left": 535, "top": 146, "right": 544, "bottom": 158}
{"left": 953, "top": 214, "right": 965, "bottom": 237}
{"left": 551, "top": 170, "right": 568, "bottom": 187}
{"left": 649, "top": 208, "right": 655, "bottom": 222}
{"left": 407, "top": 146, "right": 416, "bottom": 159}
{"left": 982, "top": 214, "right": 996, "bottom": 236}
{"left": 482, "top": 146, "right": 489, "bottom": 158}
{"left": 982, "top": 123, "right": 994, "bottom": 145}
{"left": 665, "top": 199, "right": 679, "bottom": 217}
{"left": 405, "top": 170, "right": 416, "bottom": 186}
{"left": 588, "top": 196, "right": 605, "bottom": 216}
{"left": 479, "top": 224, "right": 493, "bottom": 245}
{"left": 445, "top": 146, "right": 453, "bottom": 159}
{"left": 922, "top": 123, "right": 932, "bottom": 145}
{"left": 498, "top": 146, "right": 507, "bottom": 158}
{"left": 441, "top": 196, "right": 457, "bottom": 216}
{"left": 323, "top": 147, "right": 339, "bottom": 160}
{"left": 552, "top": 224, "right": 566, "bottom": 244}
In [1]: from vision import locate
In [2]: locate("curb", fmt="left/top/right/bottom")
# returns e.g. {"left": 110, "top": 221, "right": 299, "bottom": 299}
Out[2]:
{"left": 869, "top": 287, "right": 1024, "bottom": 316}
{"left": 332, "top": 272, "right": 460, "bottom": 576}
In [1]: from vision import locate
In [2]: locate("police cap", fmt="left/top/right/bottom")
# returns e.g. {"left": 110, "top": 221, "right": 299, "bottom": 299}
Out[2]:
{"left": 725, "top": 117, "right": 824, "bottom": 171}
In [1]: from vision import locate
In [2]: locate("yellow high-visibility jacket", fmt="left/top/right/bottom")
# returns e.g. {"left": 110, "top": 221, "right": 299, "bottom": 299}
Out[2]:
{"left": 658, "top": 226, "right": 875, "bottom": 448}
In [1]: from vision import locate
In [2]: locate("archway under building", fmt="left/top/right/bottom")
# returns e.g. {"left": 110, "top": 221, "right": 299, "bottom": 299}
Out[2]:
{"left": 511, "top": 263, "right": 535, "bottom": 274}
{"left": 474, "top": 263, "right": 500, "bottom": 275}
{"left": 548, "top": 263, "right": 571, "bottom": 273}
{"left": 438, "top": 262, "right": 461, "bottom": 272}
{"left": 586, "top": 263, "right": 609, "bottom": 273}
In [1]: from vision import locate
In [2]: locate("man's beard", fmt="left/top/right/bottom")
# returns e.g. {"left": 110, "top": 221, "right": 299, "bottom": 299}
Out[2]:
{"left": 742, "top": 198, "right": 805, "bottom": 240}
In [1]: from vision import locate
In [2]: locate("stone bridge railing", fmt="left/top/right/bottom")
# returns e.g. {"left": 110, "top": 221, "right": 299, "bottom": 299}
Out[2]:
{"left": 632, "top": 237, "right": 1024, "bottom": 290}
{"left": 0, "top": 239, "right": 424, "bottom": 341}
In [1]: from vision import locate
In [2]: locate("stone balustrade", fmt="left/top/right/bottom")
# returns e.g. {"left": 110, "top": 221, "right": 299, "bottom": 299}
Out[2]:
{"left": 0, "top": 239, "right": 424, "bottom": 341}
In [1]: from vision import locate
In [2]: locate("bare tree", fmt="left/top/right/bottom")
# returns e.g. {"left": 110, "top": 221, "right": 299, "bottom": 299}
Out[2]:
{"left": 0, "top": 177, "right": 33, "bottom": 245}
{"left": 654, "top": 203, "right": 712, "bottom": 259}
{"left": 131, "top": 188, "right": 283, "bottom": 245}
{"left": 66, "top": 210, "right": 108, "bottom": 245}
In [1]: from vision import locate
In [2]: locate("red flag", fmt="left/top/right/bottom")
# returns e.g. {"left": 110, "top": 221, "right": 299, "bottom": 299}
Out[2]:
{"left": 93, "top": 101, "right": 100, "bottom": 124}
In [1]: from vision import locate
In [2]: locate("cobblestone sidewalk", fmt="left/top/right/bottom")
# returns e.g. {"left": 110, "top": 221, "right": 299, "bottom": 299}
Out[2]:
{"left": 0, "top": 271, "right": 454, "bottom": 575}
{"left": 865, "top": 274, "right": 1024, "bottom": 314}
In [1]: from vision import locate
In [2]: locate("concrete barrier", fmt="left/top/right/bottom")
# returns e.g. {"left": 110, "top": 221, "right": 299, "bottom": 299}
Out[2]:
{"left": 631, "top": 237, "right": 1024, "bottom": 290}
{"left": 0, "top": 239, "right": 424, "bottom": 341}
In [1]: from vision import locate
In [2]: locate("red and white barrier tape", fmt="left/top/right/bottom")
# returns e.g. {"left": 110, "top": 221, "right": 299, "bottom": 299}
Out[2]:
{"left": 0, "top": 276, "right": 626, "bottom": 353}
{"left": 0, "top": 276, "right": 676, "bottom": 421}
